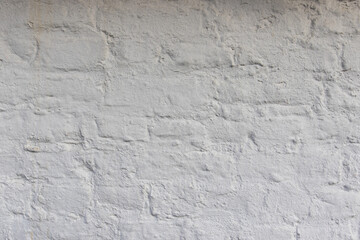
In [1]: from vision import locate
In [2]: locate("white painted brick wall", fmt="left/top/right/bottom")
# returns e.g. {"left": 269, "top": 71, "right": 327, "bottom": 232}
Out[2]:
{"left": 0, "top": 0, "right": 359, "bottom": 239}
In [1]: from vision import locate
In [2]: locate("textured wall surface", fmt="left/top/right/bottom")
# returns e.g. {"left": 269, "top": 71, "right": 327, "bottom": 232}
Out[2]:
{"left": 0, "top": 0, "right": 360, "bottom": 239}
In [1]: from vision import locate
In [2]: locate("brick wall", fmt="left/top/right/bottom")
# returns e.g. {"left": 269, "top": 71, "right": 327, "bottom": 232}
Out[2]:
{"left": 0, "top": 0, "right": 359, "bottom": 239}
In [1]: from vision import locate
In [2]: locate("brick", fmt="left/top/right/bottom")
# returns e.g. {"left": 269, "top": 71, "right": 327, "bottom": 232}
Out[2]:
{"left": 38, "top": 29, "right": 105, "bottom": 70}
{"left": 96, "top": 116, "right": 149, "bottom": 141}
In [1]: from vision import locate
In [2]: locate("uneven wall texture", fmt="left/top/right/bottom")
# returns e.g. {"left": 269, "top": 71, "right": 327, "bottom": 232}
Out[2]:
{"left": 0, "top": 0, "right": 360, "bottom": 239}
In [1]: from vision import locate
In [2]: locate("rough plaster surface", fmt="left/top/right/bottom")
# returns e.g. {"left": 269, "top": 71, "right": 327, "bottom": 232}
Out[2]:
{"left": 0, "top": 0, "right": 360, "bottom": 239}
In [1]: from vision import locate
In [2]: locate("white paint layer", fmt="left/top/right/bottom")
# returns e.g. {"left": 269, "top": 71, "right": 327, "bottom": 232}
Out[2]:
{"left": 0, "top": 0, "right": 360, "bottom": 239}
